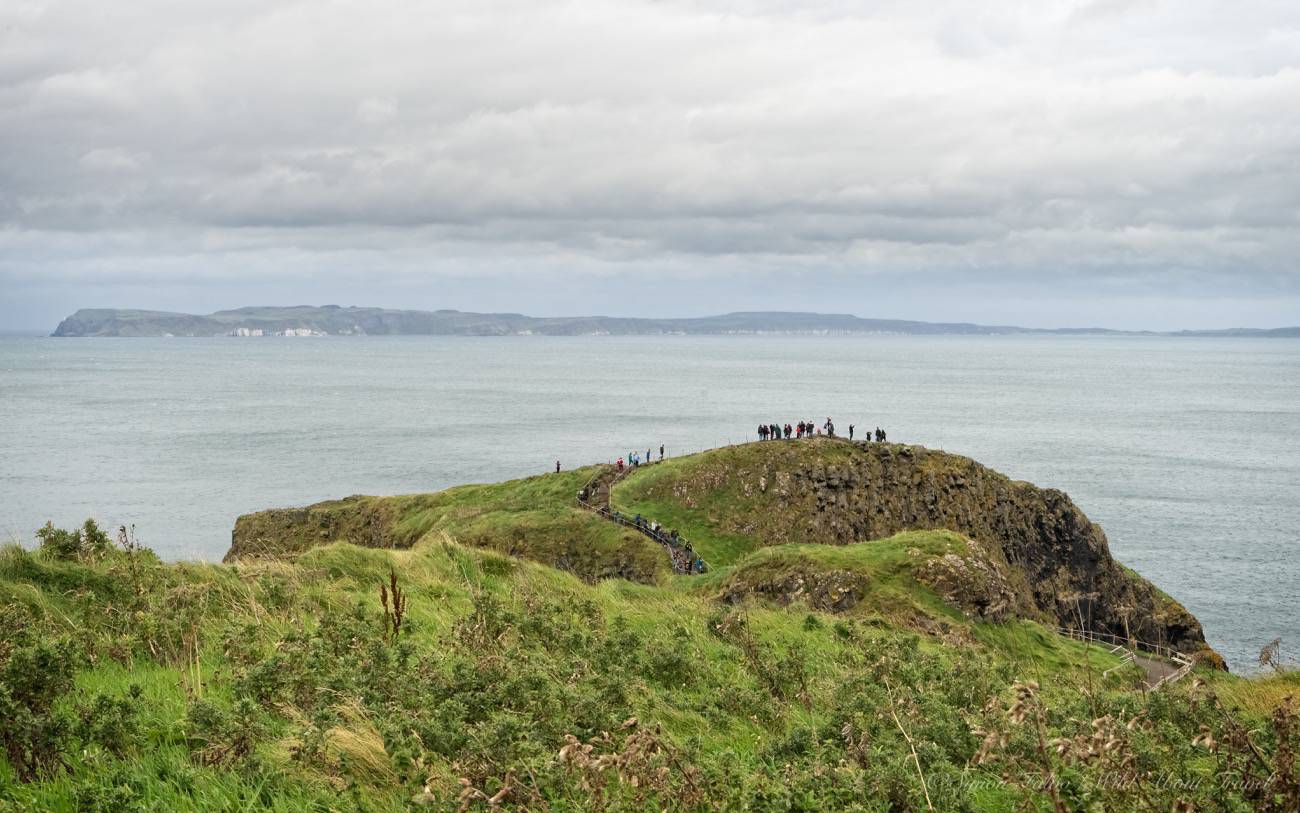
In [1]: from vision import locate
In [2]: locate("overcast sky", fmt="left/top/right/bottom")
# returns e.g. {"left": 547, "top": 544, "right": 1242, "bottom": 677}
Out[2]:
{"left": 2, "top": 0, "right": 1299, "bottom": 331}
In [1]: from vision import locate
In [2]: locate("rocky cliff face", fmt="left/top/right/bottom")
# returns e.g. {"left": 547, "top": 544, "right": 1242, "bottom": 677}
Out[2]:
{"left": 626, "top": 439, "right": 1218, "bottom": 663}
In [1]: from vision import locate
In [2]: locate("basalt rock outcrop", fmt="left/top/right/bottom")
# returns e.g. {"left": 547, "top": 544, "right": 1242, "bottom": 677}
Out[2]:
{"left": 226, "top": 495, "right": 408, "bottom": 561}
{"left": 626, "top": 438, "right": 1219, "bottom": 663}
{"left": 719, "top": 567, "right": 871, "bottom": 614}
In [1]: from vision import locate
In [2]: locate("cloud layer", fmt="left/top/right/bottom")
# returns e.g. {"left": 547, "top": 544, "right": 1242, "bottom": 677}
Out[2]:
{"left": 2, "top": 0, "right": 1299, "bottom": 328}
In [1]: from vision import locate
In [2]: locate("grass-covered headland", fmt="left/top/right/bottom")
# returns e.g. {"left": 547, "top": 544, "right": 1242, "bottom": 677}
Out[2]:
{"left": 2, "top": 440, "right": 1297, "bottom": 811}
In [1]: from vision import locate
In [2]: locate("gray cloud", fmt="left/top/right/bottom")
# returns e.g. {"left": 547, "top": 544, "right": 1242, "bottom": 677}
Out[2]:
{"left": 2, "top": 0, "right": 1299, "bottom": 330}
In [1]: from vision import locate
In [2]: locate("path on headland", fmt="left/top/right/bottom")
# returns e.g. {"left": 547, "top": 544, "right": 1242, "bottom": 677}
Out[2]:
{"left": 572, "top": 440, "right": 1198, "bottom": 686}
{"left": 1058, "top": 627, "right": 1194, "bottom": 690}
{"left": 577, "top": 463, "right": 703, "bottom": 575}
{"left": 1133, "top": 653, "right": 1185, "bottom": 688}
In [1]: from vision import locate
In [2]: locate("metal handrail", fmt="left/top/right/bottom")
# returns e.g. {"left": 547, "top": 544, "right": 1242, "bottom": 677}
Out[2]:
{"left": 1055, "top": 626, "right": 1193, "bottom": 663}
{"left": 1056, "top": 626, "right": 1194, "bottom": 688}
{"left": 574, "top": 462, "right": 707, "bottom": 575}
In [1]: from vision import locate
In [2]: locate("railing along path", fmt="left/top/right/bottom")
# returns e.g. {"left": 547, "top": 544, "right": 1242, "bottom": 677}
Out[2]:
{"left": 1056, "top": 626, "right": 1194, "bottom": 689}
{"left": 576, "top": 462, "right": 706, "bottom": 575}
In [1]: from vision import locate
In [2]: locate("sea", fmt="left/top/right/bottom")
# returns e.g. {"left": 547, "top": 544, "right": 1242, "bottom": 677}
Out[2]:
{"left": 1, "top": 334, "right": 1296, "bottom": 671}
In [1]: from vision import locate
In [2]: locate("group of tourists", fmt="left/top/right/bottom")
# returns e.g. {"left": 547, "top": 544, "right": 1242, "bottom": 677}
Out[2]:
{"left": 758, "top": 418, "right": 833, "bottom": 439}
{"left": 757, "top": 418, "right": 887, "bottom": 443}
{"left": 575, "top": 449, "right": 704, "bottom": 575}
{"left": 610, "top": 510, "right": 705, "bottom": 574}
{"left": 616, "top": 444, "right": 665, "bottom": 472}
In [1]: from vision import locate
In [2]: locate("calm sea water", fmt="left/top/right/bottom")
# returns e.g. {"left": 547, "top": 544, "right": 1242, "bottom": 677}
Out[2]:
{"left": 1, "top": 335, "right": 1296, "bottom": 670}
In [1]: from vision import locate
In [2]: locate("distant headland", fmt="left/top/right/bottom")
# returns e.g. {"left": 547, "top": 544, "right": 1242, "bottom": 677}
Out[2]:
{"left": 50, "top": 305, "right": 1300, "bottom": 337}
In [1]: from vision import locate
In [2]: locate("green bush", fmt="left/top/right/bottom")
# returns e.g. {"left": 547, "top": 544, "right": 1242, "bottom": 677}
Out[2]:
{"left": 35, "top": 519, "right": 112, "bottom": 562}
{"left": 0, "top": 635, "right": 81, "bottom": 780}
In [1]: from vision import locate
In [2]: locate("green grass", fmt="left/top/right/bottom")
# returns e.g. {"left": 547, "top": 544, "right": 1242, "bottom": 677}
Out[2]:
{"left": 231, "top": 466, "right": 670, "bottom": 583}
{"left": 709, "top": 531, "right": 967, "bottom": 620}
{"left": 1, "top": 534, "right": 1293, "bottom": 812}
{"left": 4, "top": 443, "right": 1296, "bottom": 810}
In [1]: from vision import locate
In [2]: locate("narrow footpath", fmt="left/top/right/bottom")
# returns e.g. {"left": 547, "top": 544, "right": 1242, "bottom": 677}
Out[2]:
{"left": 1134, "top": 653, "right": 1184, "bottom": 689}
{"left": 577, "top": 464, "right": 703, "bottom": 575}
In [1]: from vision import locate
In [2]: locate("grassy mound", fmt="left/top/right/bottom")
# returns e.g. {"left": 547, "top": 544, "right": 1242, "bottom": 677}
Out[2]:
{"left": 229, "top": 467, "right": 669, "bottom": 583}
{"left": 613, "top": 439, "right": 1216, "bottom": 661}
{"left": 1, "top": 527, "right": 1297, "bottom": 811}
{"left": 709, "top": 530, "right": 1041, "bottom": 630}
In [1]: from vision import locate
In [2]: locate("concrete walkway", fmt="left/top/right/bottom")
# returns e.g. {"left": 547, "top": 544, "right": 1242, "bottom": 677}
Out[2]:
{"left": 1133, "top": 652, "right": 1184, "bottom": 689}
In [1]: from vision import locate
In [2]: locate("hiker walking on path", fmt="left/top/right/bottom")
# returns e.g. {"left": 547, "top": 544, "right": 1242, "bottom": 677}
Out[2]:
{"left": 659, "top": 444, "right": 664, "bottom": 460}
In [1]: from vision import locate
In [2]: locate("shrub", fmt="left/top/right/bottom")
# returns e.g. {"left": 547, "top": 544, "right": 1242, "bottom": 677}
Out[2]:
{"left": 75, "top": 686, "right": 143, "bottom": 758}
{"left": 185, "top": 698, "right": 268, "bottom": 767}
{"left": 0, "top": 633, "right": 82, "bottom": 780}
{"left": 35, "top": 519, "right": 112, "bottom": 562}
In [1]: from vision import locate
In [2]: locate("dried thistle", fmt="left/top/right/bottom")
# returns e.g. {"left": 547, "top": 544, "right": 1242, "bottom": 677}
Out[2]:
{"left": 380, "top": 569, "right": 408, "bottom": 640}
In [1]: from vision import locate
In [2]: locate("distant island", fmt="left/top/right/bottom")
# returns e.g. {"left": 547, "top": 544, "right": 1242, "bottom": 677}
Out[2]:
{"left": 50, "top": 305, "right": 1300, "bottom": 337}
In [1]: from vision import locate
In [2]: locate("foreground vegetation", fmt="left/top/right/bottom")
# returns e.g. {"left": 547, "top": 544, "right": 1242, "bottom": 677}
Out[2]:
{"left": 1, "top": 514, "right": 1297, "bottom": 812}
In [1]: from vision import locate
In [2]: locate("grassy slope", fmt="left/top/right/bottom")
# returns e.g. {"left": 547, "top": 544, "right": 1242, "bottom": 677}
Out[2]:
{"left": 609, "top": 446, "right": 863, "bottom": 566}
{"left": 3, "top": 534, "right": 1294, "bottom": 811}
{"left": 4, "top": 452, "right": 1296, "bottom": 810}
{"left": 611, "top": 449, "right": 1027, "bottom": 633}
{"left": 231, "top": 467, "right": 670, "bottom": 583}
{"left": 0, "top": 532, "right": 1166, "bottom": 812}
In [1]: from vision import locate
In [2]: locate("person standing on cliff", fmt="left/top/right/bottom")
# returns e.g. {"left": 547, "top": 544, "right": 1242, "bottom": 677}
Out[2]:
{"left": 849, "top": 424, "right": 854, "bottom": 440}
{"left": 556, "top": 460, "right": 561, "bottom": 473}
{"left": 659, "top": 444, "right": 664, "bottom": 460}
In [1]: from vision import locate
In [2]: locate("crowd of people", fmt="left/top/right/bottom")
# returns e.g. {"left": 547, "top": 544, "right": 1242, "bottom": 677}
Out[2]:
{"left": 613, "top": 512, "right": 704, "bottom": 574}
{"left": 615, "top": 444, "right": 665, "bottom": 472}
{"left": 757, "top": 418, "right": 887, "bottom": 443}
